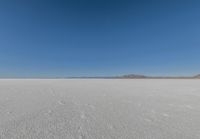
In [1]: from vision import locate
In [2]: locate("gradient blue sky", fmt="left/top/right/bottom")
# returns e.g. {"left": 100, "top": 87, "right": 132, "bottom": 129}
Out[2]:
{"left": 0, "top": 0, "right": 200, "bottom": 77}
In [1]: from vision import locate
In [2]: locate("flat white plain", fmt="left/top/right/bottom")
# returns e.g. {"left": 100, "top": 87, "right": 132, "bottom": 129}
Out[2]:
{"left": 0, "top": 79, "right": 200, "bottom": 139}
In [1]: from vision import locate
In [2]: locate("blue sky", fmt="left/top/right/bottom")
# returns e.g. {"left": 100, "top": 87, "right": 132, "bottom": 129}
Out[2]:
{"left": 0, "top": 0, "right": 200, "bottom": 77}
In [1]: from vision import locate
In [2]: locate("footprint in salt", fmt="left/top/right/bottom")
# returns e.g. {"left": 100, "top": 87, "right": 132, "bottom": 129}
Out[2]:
{"left": 185, "top": 105, "right": 193, "bottom": 109}
{"left": 151, "top": 109, "right": 156, "bottom": 114}
{"left": 45, "top": 110, "right": 53, "bottom": 117}
{"left": 107, "top": 124, "right": 114, "bottom": 130}
{"left": 48, "top": 110, "right": 53, "bottom": 114}
{"left": 7, "top": 111, "right": 12, "bottom": 115}
{"left": 86, "top": 104, "right": 95, "bottom": 110}
{"left": 78, "top": 134, "right": 86, "bottom": 139}
{"left": 162, "top": 113, "right": 170, "bottom": 117}
{"left": 50, "top": 89, "right": 56, "bottom": 96}
{"left": 144, "top": 118, "right": 152, "bottom": 123}
{"left": 58, "top": 100, "right": 66, "bottom": 105}
{"left": 80, "top": 112, "right": 86, "bottom": 120}
{"left": 78, "top": 126, "right": 82, "bottom": 132}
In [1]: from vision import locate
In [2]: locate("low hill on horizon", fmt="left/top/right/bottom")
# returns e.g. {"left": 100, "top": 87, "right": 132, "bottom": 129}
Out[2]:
{"left": 194, "top": 74, "right": 200, "bottom": 78}
{"left": 117, "top": 74, "right": 200, "bottom": 79}
{"left": 118, "top": 74, "right": 148, "bottom": 78}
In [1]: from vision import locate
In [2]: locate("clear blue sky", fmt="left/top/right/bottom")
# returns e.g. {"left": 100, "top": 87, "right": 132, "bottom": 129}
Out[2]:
{"left": 0, "top": 0, "right": 200, "bottom": 77}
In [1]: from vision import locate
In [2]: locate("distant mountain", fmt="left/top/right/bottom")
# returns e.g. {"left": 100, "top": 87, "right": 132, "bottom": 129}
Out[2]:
{"left": 67, "top": 74, "right": 200, "bottom": 79}
{"left": 117, "top": 74, "right": 200, "bottom": 79}
{"left": 194, "top": 74, "right": 200, "bottom": 78}
{"left": 119, "top": 74, "right": 147, "bottom": 79}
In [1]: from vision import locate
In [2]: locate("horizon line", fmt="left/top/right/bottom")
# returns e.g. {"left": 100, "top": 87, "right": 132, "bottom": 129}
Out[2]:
{"left": 0, "top": 74, "right": 199, "bottom": 79}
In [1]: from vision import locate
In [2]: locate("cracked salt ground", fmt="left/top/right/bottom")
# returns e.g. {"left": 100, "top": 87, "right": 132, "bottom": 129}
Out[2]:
{"left": 0, "top": 79, "right": 200, "bottom": 139}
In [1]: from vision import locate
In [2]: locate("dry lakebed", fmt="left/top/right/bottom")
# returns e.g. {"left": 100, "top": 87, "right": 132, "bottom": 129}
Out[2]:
{"left": 0, "top": 79, "right": 200, "bottom": 139}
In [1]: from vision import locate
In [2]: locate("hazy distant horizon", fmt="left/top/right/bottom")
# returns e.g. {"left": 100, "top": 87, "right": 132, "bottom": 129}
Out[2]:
{"left": 0, "top": 73, "right": 199, "bottom": 79}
